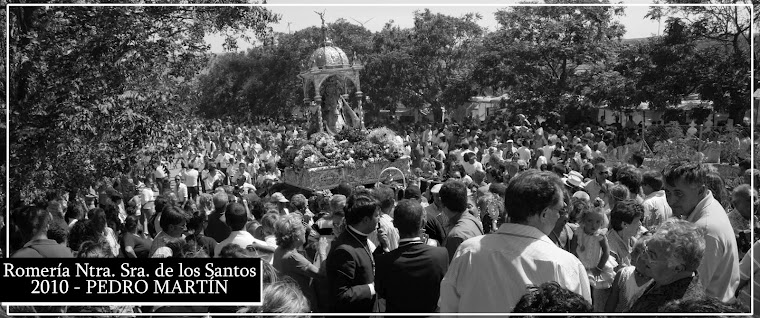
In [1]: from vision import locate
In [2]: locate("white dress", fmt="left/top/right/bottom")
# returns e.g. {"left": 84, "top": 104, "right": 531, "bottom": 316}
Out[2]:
{"left": 575, "top": 228, "right": 618, "bottom": 288}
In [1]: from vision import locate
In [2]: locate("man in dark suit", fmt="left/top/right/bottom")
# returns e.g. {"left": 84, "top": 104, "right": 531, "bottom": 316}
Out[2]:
{"left": 375, "top": 199, "right": 449, "bottom": 313}
{"left": 326, "top": 192, "right": 382, "bottom": 313}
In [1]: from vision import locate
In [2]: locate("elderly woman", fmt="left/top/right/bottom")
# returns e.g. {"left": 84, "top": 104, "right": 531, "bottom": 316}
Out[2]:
{"left": 272, "top": 214, "right": 323, "bottom": 311}
{"left": 627, "top": 219, "right": 706, "bottom": 312}
{"left": 608, "top": 200, "right": 644, "bottom": 268}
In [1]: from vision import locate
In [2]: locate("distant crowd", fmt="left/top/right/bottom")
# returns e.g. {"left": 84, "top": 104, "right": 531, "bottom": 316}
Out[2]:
{"left": 4, "top": 114, "right": 758, "bottom": 316}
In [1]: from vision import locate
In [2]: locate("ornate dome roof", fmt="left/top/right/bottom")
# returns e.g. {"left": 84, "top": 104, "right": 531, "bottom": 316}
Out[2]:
{"left": 309, "top": 40, "right": 351, "bottom": 69}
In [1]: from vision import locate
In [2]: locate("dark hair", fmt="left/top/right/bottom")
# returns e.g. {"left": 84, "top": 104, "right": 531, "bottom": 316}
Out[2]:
{"left": 344, "top": 194, "right": 380, "bottom": 226}
{"left": 225, "top": 202, "right": 248, "bottom": 231}
{"left": 76, "top": 240, "right": 113, "bottom": 258}
{"left": 155, "top": 195, "right": 174, "bottom": 215}
{"left": 159, "top": 206, "right": 188, "bottom": 233}
{"left": 663, "top": 161, "right": 708, "bottom": 187}
{"left": 187, "top": 210, "right": 208, "bottom": 233}
{"left": 372, "top": 186, "right": 396, "bottom": 211}
{"left": 641, "top": 170, "right": 664, "bottom": 191}
{"left": 404, "top": 185, "right": 422, "bottom": 200}
{"left": 616, "top": 165, "right": 642, "bottom": 196}
{"left": 610, "top": 200, "right": 644, "bottom": 231}
{"left": 333, "top": 182, "right": 354, "bottom": 197}
{"left": 439, "top": 180, "right": 468, "bottom": 213}
{"left": 65, "top": 204, "right": 85, "bottom": 225}
{"left": 124, "top": 215, "right": 140, "bottom": 233}
{"left": 47, "top": 221, "right": 69, "bottom": 244}
{"left": 67, "top": 219, "right": 102, "bottom": 252}
{"left": 392, "top": 199, "right": 424, "bottom": 235}
{"left": 87, "top": 208, "right": 108, "bottom": 233}
{"left": 659, "top": 295, "right": 747, "bottom": 314}
{"left": 630, "top": 151, "right": 644, "bottom": 167}
{"left": 705, "top": 172, "right": 729, "bottom": 208}
{"left": 505, "top": 170, "right": 564, "bottom": 223}
{"left": 513, "top": 281, "right": 593, "bottom": 313}
{"left": 219, "top": 244, "right": 252, "bottom": 258}
{"left": 16, "top": 205, "right": 51, "bottom": 239}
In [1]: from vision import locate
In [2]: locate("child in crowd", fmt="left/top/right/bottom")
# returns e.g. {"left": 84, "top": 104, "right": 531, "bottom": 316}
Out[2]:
{"left": 570, "top": 206, "right": 618, "bottom": 311}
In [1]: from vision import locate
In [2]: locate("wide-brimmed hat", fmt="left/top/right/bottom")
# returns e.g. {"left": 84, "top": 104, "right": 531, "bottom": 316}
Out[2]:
{"left": 563, "top": 171, "right": 585, "bottom": 188}
{"left": 271, "top": 192, "right": 289, "bottom": 203}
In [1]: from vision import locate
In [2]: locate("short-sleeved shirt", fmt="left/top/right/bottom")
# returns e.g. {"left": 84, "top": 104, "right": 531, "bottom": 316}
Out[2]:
{"left": 122, "top": 233, "right": 152, "bottom": 258}
{"left": 443, "top": 211, "right": 484, "bottom": 261}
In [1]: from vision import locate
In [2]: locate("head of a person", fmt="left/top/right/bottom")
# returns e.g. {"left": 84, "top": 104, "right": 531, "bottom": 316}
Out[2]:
{"left": 439, "top": 180, "right": 468, "bottom": 216}
{"left": 594, "top": 162, "right": 610, "bottom": 181}
{"left": 512, "top": 281, "right": 593, "bottom": 313}
{"left": 505, "top": 170, "right": 566, "bottom": 234}
{"left": 333, "top": 183, "right": 354, "bottom": 198}
{"left": 663, "top": 161, "right": 710, "bottom": 218}
{"left": 87, "top": 208, "right": 108, "bottom": 233}
{"left": 610, "top": 199, "right": 643, "bottom": 238}
{"left": 224, "top": 202, "right": 248, "bottom": 231}
{"left": 472, "top": 169, "right": 486, "bottom": 185}
{"left": 329, "top": 194, "right": 347, "bottom": 215}
{"left": 159, "top": 206, "right": 188, "bottom": 238}
{"left": 659, "top": 295, "right": 747, "bottom": 314}
{"left": 218, "top": 244, "right": 254, "bottom": 258}
{"left": 273, "top": 211, "right": 305, "bottom": 247}
{"left": 67, "top": 219, "right": 101, "bottom": 253}
{"left": 257, "top": 280, "right": 310, "bottom": 314}
{"left": 641, "top": 219, "right": 705, "bottom": 285}
{"left": 392, "top": 199, "right": 425, "bottom": 237}
{"left": 404, "top": 185, "right": 422, "bottom": 201}
{"left": 609, "top": 183, "right": 631, "bottom": 210}
{"left": 16, "top": 205, "right": 51, "bottom": 240}
{"left": 615, "top": 165, "right": 642, "bottom": 196}
{"left": 372, "top": 186, "right": 396, "bottom": 214}
{"left": 641, "top": 170, "right": 664, "bottom": 195}
{"left": 731, "top": 184, "right": 756, "bottom": 220}
{"left": 76, "top": 240, "right": 113, "bottom": 258}
{"left": 629, "top": 151, "right": 644, "bottom": 168}
{"left": 704, "top": 172, "right": 728, "bottom": 208}
{"left": 290, "top": 194, "right": 308, "bottom": 213}
{"left": 124, "top": 215, "right": 142, "bottom": 234}
{"left": 344, "top": 193, "right": 381, "bottom": 234}
{"left": 579, "top": 206, "right": 608, "bottom": 235}
{"left": 212, "top": 192, "right": 229, "bottom": 211}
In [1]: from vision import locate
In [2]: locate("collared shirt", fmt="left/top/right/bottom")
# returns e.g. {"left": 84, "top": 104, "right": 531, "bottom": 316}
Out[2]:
{"left": 685, "top": 191, "right": 740, "bottom": 302}
{"left": 443, "top": 211, "right": 484, "bottom": 261}
{"left": 439, "top": 223, "right": 591, "bottom": 313}
{"left": 641, "top": 190, "right": 672, "bottom": 232}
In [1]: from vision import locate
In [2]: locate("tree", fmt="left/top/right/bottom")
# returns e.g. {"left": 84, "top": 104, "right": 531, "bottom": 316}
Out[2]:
{"left": 195, "top": 19, "right": 373, "bottom": 120}
{"left": 647, "top": 2, "right": 751, "bottom": 123}
{"left": 364, "top": 10, "right": 484, "bottom": 122}
{"left": 472, "top": 1, "right": 625, "bottom": 123}
{"left": 9, "top": 6, "right": 278, "bottom": 202}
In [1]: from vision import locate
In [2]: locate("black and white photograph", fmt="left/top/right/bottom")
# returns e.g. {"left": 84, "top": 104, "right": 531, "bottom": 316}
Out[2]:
{"left": 3, "top": 0, "right": 757, "bottom": 315}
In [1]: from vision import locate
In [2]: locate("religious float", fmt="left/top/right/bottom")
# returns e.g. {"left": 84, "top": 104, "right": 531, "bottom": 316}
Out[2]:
{"left": 280, "top": 33, "right": 409, "bottom": 191}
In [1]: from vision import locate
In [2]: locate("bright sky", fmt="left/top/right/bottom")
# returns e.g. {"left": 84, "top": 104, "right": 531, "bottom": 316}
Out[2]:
{"left": 206, "top": 4, "right": 667, "bottom": 52}
{"left": 205, "top": 2, "right": 751, "bottom": 52}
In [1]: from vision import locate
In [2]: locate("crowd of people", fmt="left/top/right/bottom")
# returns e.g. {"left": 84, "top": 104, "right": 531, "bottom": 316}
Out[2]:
{"left": 4, "top": 113, "right": 758, "bottom": 316}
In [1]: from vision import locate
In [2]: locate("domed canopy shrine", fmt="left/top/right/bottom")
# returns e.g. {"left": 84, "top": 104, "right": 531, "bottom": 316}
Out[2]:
{"left": 298, "top": 14, "right": 365, "bottom": 135}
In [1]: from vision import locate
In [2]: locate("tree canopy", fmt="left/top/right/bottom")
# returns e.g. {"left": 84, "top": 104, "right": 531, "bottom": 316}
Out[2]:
{"left": 9, "top": 6, "right": 279, "bottom": 201}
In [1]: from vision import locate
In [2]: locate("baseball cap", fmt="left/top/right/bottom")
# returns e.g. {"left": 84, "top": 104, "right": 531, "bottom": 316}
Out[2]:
{"left": 430, "top": 183, "right": 443, "bottom": 194}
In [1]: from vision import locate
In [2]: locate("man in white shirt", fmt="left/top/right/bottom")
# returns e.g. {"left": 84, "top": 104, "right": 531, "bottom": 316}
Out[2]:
{"left": 461, "top": 152, "right": 483, "bottom": 177}
{"left": 439, "top": 170, "right": 591, "bottom": 313}
{"left": 214, "top": 202, "right": 272, "bottom": 257}
{"left": 640, "top": 170, "right": 672, "bottom": 232}
{"left": 663, "top": 162, "right": 740, "bottom": 302}
{"left": 202, "top": 164, "right": 226, "bottom": 193}
{"left": 516, "top": 140, "right": 532, "bottom": 163}
{"left": 174, "top": 175, "right": 188, "bottom": 205}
